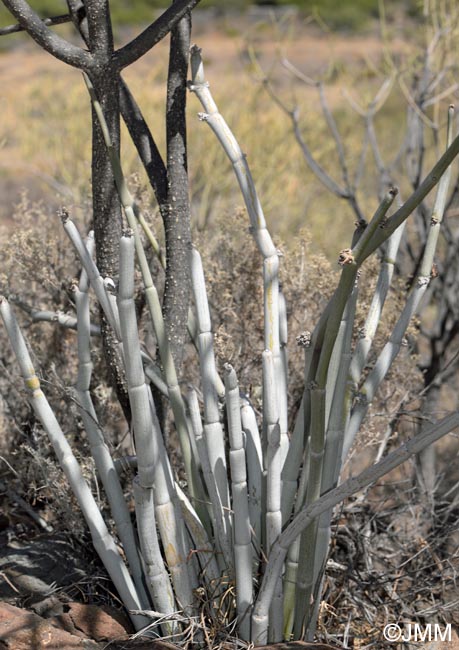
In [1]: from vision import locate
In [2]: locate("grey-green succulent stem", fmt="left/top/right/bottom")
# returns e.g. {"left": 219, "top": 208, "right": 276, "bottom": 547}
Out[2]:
{"left": 118, "top": 232, "right": 157, "bottom": 486}
{"left": 142, "top": 354, "right": 169, "bottom": 396}
{"left": 189, "top": 49, "right": 282, "bottom": 454}
{"left": 262, "top": 350, "right": 282, "bottom": 554}
{"left": 189, "top": 45, "right": 280, "bottom": 349}
{"left": 189, "top": 57, "right": 287, "bottom": 629}
{"left": 282, "top": 535, "right": 300, "bottom": 638}
{"left": 343, "top": 109, "right": 455, "bottom": 459}
{"left": 280, "top": 393, "right": 307, "bottom": 527}
{"left": 188, "top": 114, "right": 276, "bottom": 250}
{"left": 251, "top": 411, "right": 459, "bottom": 644}
{"left": 307, "top": 286, "right": 359, "bottom": 638}
{"left": 119, "top": 232, "right": 195, "bottom": 612}
{"left": 283, "top": 439, "right": 311, "bottom": 636}
{"left": 316, "top": 190, "right": 397, "bottom": 392}
{"left": 147, "top": 391, "right": 197, "bottom": 614}
{"left": 224, "top": 364, "right": 253, "bottom": 641}
{"left": 263, "top": 253, "right": 280, "bottom": 357}
{"left": 133, "top": 477, "right": 176, "bottom": 633}
{"left": 0, "top": 297, "right": 148, "bottom": 631}
{"left": 286, "top": 191, "right": 396, "bottom": 635}
{"left": 137, "top": 213, "right": 214, "bottom": 390}
{"left": 281, "top": 301, "right": 332, "bottom": 526}
{"left": 138, "top": 211, "right": 166, "bottom": 269}
{"left": 278, "top": 289, "right": 289, "bottom": 469}
{"left": 284, "top": 198, "right": 396, "bottom": 586}
{"left": 130, "top": 204, "right": 202, "bottom": 503}
{"left": 419, "top": 105, "right": 454, "bottom": 279}
{"left": 282, "top": 419, "right": 312, "bottom": 637}
{"left": 323, "top": 288, "right": 359, "bottom": 494}
{"left": 72, "top": 277, "right": 149, "bottom": 610}
{"left": 292, "top": 385, "right": 326, "bottom": 637}
{"left": 360, "top": 116, "right": 459, "bottom": 264}
{"left": 283, "top": 287, "right": 357, "bottom": 639}
{"left": 350, "top": 221, "right": 406, "bottom": 385}
{"left": 352, "top": 188, "right": 398, "bottom": 264}
{"left": 106, "top": 444, "right": 221, "bottom": 589}
{"left": 262, "top": 349, "right": 283, "bottom": 642}
{"left": 61, "top": 213, "right": 121, "bottom": 340}
{"left": 174, "top": 482, "right": 221, "bottom": 592}
{"left": 324, "top": 301, "right": 349, "bottom": 428}
{"left": 289, "top": 269, "right": 359, "bottom": 637}
{"left": 14, "top": 306, "right": 99, "bottom": 334}
{"left": 190, "top": 247, "right": 231, "bottom": 543}
{"left": 83, "top": 72, "right": 203, "bottom": 506}
{"left": 186, "top": 388, "right": 232, "bottom": 573}
{"left": 240, "top": 395, "right": 263, "bottom": 553}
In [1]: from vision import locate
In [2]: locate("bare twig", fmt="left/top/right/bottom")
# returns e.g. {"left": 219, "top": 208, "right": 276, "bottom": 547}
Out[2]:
{"left": 1, "top": 0, "right": 92, "bottom": 68}
{"left": 0, "top": 13, "right": 71, "bottom": 36}
{"left": 113, "top": 0, "right": 202, "bottom": 70}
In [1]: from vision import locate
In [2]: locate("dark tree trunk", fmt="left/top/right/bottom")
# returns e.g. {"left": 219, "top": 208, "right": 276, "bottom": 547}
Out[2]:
{"left": 90, "top": 68, "right": 122, "bottom": 278}
{"left": 163, "top": 10, "right": 192, "bottom": 372}
{"left": 89, "top": 67, "right": 131, "bottom": 421}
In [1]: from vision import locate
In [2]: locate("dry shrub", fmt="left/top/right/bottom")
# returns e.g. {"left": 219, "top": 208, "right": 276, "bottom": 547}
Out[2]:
{"left": 0, "top": 195, "right": 127, "bottom": 538}
{"left": 0, "top": 195, "right": 428, "bottom": 630}
{"left": 317, "top": 487, "right": 459, "bottom": 647}
{"left": 194, "top": 206, "right": 423, "bottom": 453}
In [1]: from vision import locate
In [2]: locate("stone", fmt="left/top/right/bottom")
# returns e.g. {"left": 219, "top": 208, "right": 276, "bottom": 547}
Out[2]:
{"left": 59, "top": 602, "right": 131, "bottom": 641}
{"left": 0, "top": 602, "right": 100, "bottom": 649}
{"left": 0, "top": 536, "right": 86, "bottom": 602}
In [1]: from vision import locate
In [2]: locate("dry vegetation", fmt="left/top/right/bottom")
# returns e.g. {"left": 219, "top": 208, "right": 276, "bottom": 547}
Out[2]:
{"left": 0, "top": 9, "right": 458, "bottom": 649}
{"left": 0, "top": 14, "right": 415, "bottom": 255}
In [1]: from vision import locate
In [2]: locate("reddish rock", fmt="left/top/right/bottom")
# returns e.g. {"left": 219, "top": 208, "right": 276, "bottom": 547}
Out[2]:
{"left": 0, "top": 601, "right": 339, "bottom": 650}
{"left": 53, "top": 602, "right": 131, "bottom": 641}
{"left": 0, "top": 601, "right": 100, "bottom": 649}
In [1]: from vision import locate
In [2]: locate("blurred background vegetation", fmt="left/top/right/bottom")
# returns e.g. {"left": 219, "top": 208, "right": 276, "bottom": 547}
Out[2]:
{"left": 0, "top": 0, "right": 422, "bottom": 31}
{"left": 0, "top": 1, "right": 436, "bottom": 260}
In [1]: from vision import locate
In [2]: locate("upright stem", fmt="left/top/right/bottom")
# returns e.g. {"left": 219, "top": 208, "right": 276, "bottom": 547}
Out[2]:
{"left": 88, "top": 60, "right": 129, "bottom": 418}
{"left": 163, "top": 7, "right": 192, "bottom": 370}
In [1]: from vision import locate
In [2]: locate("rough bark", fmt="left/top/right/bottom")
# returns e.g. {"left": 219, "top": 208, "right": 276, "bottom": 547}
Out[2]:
{"left": 88, "top": 65, "right": 131, "bottom": 420}
{"left": 75, "top": 0, "right": 130, "bottom": 420}
{"left": 162, "top": 8, "right": 192, "bottom": 371}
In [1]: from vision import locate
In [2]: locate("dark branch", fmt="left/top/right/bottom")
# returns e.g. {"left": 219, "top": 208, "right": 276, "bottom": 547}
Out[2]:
{"left": 1, "top": 0, "right": 92, "bottom": 68}
{"left": 65, "top": 0, "right": 89, "bottom": 41}
{"left": 113, "top": 0, "right": 201, "bottom": 70}
{"left": 119, "top": 79, "right": 168, "bottom": 206}
{"left": 0, "top": 13, "right": 71, "bottom": 36}
{"left": 65, "top": 2, "right": 169, "bottom": 228}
